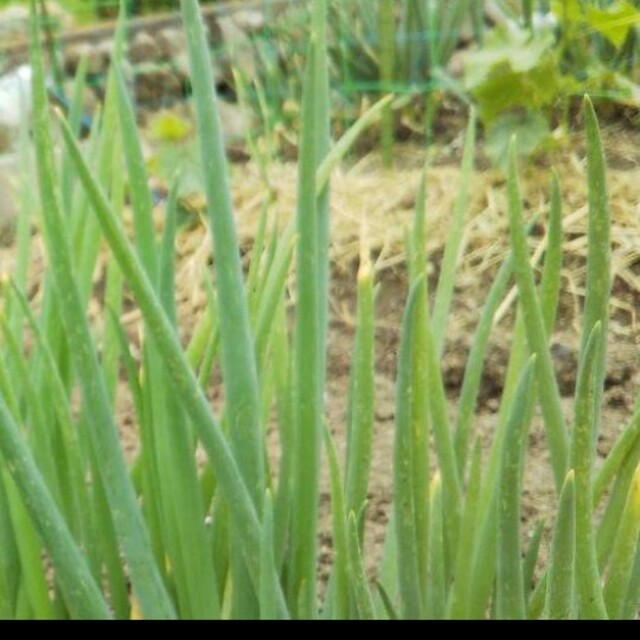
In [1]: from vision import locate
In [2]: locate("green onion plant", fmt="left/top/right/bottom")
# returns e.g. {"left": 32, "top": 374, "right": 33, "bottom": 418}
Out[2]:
{"left": 0, "top": 0, "right": 637, "bottom": 620}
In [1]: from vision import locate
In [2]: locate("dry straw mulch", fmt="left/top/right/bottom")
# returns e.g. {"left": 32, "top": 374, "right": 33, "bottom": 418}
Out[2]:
{"left": 207, "top": 125, "right": 640, "bottom": 338}
{"left": 2, "top": 123, "right": 639, "bottom": 347}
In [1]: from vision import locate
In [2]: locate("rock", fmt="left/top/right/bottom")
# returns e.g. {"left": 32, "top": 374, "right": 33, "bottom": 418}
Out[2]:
{"left": 128, "top": 31, "right": 160, "bottom": 65}
{"left": 63, "top": 42, "right": 105, "bottom": 76}
{"left": 0, "top": 1, "right": 74, "bottom": 44}
{"left": 0, "top": 127, "right": 12, "bottom": 154}
{"left": 0, "top": 65, "right": 32, "bottom": 148}
{"left": 446, "top": 47, "right": 471, "bottom": 79}
{"left": 62, "top": 80, "right": 100, "bottom": 119}
{"left": 42, "top": 1, "right": 74, "bottom": 30}
{"left": 134, "top": 67, "right": 183, "bottom": 106}
{"left": 172, "top": 51, "right": 191, "bottom": 81}
{"left": 63, "top": 42, "right": 87, "bottom": 76}
{"left": 203, "top": 14, "right": 223, "bottom": 48}
{"left": 172, "top": 50, "right": 225, "bottom": 87}
{"left": 0, "top": 152, "right": 21, "bottom": 241}
{"left": 232, "top": 10, "right": 265, "bottom": 35}
{"left": 217, "top": 16, "right": 257, "bottom": 83}
{"left": 95, "top": 39, "right": 115, "bottom": 70}
{"left": 0, "top": 5, "right": 29, "bottom": 43}
{"left": 155, "top": 27, "right": 186, "bottom": 61}
{"left": 217, "top": 99, "right": 250, "bottom": 144}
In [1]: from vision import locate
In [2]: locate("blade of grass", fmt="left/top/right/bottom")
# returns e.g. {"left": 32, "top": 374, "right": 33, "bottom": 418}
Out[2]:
{"left": 254, "top": 223, "right": 296, "bottom": 366}
{"left": 379, "top": 0, "right": 395, "bottom": 168}
{"left": 539, "top": 171, "right": 563, "bottom": 334}
{"left": 185, "top": 295, "right": 215, "bottom": 370}
{"left": 594, "top": 409, "right": 640, "bottom": 506}
{"left": 344, "top": 247, "right": 375, "bottom": 523}
{"left": 468, "top": 205, "right": 554, "bottom": 614}
{"left": 432, "top": 112, "right": 476, "bottom": 357}
{"left": 31, "top": 5, "right": 177, "bottom": 617}
{"left": 271, "top": 297, "right": 295, "bottom": 571}
{"left": 422, "top": 287, "right": 462, "bottom": 563}
{"left": 7, "top": 281, "right": 92, "bottom": 553}
{"left": 496, "top": 355, "right": 536, "bottom": 620}
{"left": 148, "top": 353, "right": 221, "bottom": 619}
{"left": 453, "top": 218, "right": 538, "bottom": 475}
{"left": 405, "top": 171, "right": 430, "bottom": 603}
{"left": 0, "top": 313, "right": 61, "bottom": 505}
{"left": 181, "top": 0, "right": 268, "bottom": 614}
{"left": 347, "top": 511, "right": 376, "bottom": 619}
{"left": 394, "top": 277, "right": 426, "bottom": 619}
{"left": 448, "top": 438, "right": 483, "bottom": 618}
{"left": 0, "top": 395, "right": 109, "bottom": 618}
{"left": 571, "top": 323, "right": 608, "bottom": 619}
{"left": 454, "top": 253, "right": 513, "bottom": 473}
{"left": 74, "top": 69, "right": 119, "bottom": 307}
{"left": 180, "top": 0, "right": 265, "bottom": 507}
{"left": 57, "top": 104, "right": 289, "bottom": 618}
{"left": 114, "top": 64, "right": 158, "bottom": 282}
{"left": 101, "top": 141, "right": 126, "bottom": 405}
{"left": 0, "top": 470, "right": 20, "bottom": 618}
{"left": 602, "top": 464, "right": 640, "bottom": 619}
{"left": 438, "top": 0, "right": 475, "bottom": 65}
{"left": 60, "top": 54, "right": 90, "bottom": 215}
{"left": 544, "top": 470, "right": 576, "bottom": 620}
{"left": 11, "top": 85, "right": 35, "bottom": 308}
{"left": 148, "top": 170, "right": 221, "bottom": 619}
{"left": 98, "top": 313, "right": 126, "bottom": 592}
{"left": 375, "top": 581, "right": 399, "bottom": 620}
{"left": 88, "top": 454, "right": 130, "bottom": 620}
{"left": 581, "top": 96, "right": 611, "bottom": 441}
{"left": 259, "top": 491, "right": 284, "bottom": 619}
{"left": 3, "top": 475, "right": 55, "bottom": 619}
{"left": 427, "top": 473, "right": 445, "bottom": 619}
{"left": 289, "top": 0, "right": 330, "bottom": 617}
{"left": 246, "top": 203, "right": 273, "bottom": 321}
{"left": 196, "top": 279, "right": 221, "bottom": 390}
{"left": 324, "top": 426, "right": 350, "bottom": 619}
{"left": 208, "top": 491, "right": 230, "bottom": 609}
{"left": 596, "top": 424, "right": 640, "bottom": 568}
{"left": 522, "top": 519, "right": 544, "bottom": 605}
{"left": 622, "top": 542, "right": 640, "bottom": 620}
{"left": 506, "top": 138, "right": 568, "bottom": 493}
{"left": 315, "top": 94, "right": 394, "bottom": 195}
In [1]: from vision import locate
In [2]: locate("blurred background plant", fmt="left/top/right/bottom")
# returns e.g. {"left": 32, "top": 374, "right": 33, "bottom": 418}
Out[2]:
{"left": 0, "top": 0, "right": 638, "bottom": 165}
{"left": 212, "top": 0, "right": 640, "bottom": 166}
{"left": 212, "top": 0, "right": 639, "bottom": 161}
{"left": 465, "top": 0, "right": 640, "bottom": 167}
{"left": 0, "top": 0, "right": 219, "bottom": 22}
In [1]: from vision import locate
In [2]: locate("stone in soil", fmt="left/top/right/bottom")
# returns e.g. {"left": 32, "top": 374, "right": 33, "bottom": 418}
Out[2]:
{"left": 128, "top": 31, "right": 161, "bottom": 65}
{"left": 155, "top": 27, "right": 186, "bottom": 61}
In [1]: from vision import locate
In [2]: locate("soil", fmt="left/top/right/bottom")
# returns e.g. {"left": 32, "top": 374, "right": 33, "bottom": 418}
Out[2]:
{"left": 1, "top": 115, "right": 639, "bottom": 604}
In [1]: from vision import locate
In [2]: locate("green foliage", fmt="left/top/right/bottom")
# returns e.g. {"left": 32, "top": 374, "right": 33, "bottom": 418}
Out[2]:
{"left": 464, "top": 21, "right": 570, "bottom": 164}
{"left": 466, "top": 1, "right": 640, "bottom": 165}
{"left": 485, "top": 111, "right": 551, "bottom": 169}
{"left": 147, "top": 111, "right": 192, "bottom": 143}
{"left": 552, "top": 0, "right": 640, "bottom": 50}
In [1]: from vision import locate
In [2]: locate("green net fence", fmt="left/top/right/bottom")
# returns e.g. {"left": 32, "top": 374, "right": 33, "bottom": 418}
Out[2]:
{"left": 0, "top": 1, "right": 637, "bottom": 122}
{"left": 0, "top": 1, "right": 538, "bottom": 91}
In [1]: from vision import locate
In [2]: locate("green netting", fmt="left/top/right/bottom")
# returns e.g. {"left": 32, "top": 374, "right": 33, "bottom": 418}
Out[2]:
{"left": 0, "top": 0, "right": 637, "bottom": 115}
{"left": 96, "top": 0, "right": 639, "bottom": 99}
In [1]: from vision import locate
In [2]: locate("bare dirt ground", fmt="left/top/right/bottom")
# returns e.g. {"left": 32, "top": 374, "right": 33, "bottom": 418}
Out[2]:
{"left": 1, "top": 116, "right": 639, "bottom": 593}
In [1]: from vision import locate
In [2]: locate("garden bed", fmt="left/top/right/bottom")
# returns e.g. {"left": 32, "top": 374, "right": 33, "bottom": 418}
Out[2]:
{"left": 2, "top": 120, "right": 638, "bottom": 589}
